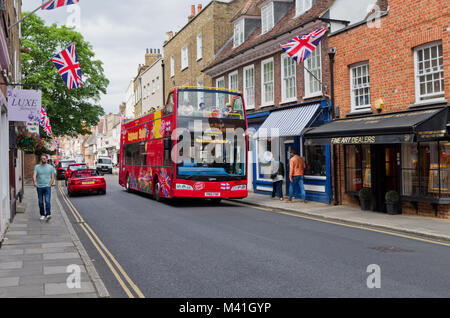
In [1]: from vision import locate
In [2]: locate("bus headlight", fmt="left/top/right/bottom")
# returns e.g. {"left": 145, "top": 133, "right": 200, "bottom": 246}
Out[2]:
{"left": 176, "top": 183, "right": 193, "bottom": 190}
{"left": 231, "top": 184, "right": 246, "bottom": 191}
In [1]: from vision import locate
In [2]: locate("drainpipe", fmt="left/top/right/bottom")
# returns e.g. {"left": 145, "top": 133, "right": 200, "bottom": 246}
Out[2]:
{"left": 328, "top": 48, "right": 339, "bottom": 205}
{"left": 161, "top": 59, "right": 165, "bottom": 105}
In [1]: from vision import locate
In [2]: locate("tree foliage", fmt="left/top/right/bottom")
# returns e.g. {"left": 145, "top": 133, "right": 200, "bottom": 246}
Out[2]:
{"left": 21, "top": 14, "right": 109, "bottom": 137}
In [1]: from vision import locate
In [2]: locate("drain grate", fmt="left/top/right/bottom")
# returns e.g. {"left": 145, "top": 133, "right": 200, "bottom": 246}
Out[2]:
{"left": 369, "top": 246, "right": 414, "bottom": 253}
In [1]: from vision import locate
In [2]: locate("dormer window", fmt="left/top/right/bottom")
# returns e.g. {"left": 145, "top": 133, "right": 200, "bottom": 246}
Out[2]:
{"left": 261, "top": 2, "right": 274, "bottom": 34}
{"left": 296, "top": 0, "right": 312, "bottom": 17}
{"left": 234, "top": 19, "right": 245, "bottom": 48}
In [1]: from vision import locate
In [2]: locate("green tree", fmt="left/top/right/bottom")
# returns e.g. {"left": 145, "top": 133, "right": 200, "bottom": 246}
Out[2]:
{"left": 21, "top": 13, "right": 109, "bottom": 137}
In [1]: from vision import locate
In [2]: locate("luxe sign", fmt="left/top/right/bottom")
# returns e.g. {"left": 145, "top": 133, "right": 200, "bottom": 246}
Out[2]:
{"left": 7, "top": 88, "right": 42, "bottom": 122}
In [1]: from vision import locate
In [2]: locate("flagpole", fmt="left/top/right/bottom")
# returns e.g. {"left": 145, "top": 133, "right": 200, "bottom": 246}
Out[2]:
{"left": 8, "top": 0, "right": 54, "bottom": 31}
{"left": 21, "top": 58, "right": 53, "bottom": 83}
{"left": 302, "top": 63, "right": 329, "bottom": 95}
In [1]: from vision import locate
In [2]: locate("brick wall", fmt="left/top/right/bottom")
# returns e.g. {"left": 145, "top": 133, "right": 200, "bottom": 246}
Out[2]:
{"left": 24, "top": 154, "right": 37, "bottom": 181}
{"left": 329, "top": 0, "right": 450, "bottom": 219}
{"left": 329, "top": 0, "right": 449, "bottom": 116}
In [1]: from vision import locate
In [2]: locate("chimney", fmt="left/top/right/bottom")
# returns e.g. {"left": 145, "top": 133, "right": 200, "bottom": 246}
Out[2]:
{"left": 145, "top": 48, "right": 160, "bottom": 66}
{"left": 197, "top": 4, "right": 202, "bottom": 13}
{"left": 188, "top": 4, "right": 195, "bottom": 21}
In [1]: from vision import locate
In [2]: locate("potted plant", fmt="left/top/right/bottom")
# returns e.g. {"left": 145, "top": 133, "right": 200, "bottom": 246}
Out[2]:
{"left": 358, "top": 188, "right": 372, "bottom": 210}
{"left": 385, "top": 191, "right": 401, "bottom": 215}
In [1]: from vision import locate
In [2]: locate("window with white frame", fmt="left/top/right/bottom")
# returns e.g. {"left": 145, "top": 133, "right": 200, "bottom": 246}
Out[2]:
{"left": 229, "top": 71, "right": 238, "bottom": 91}
{"left": 243, "top": 65, "right": 255, "bottom": 109}
{"left": 170, "top": 56, "right": 174, "bottom": 77}
{"left": 304, "top": 44, "right": 322, "bottom": 97}
{"left": 414, "top": 41, "right": 444, "bottom": 103}
{"left": 181, "top": 45, "right": 188, "bottom": 70}
{"left": 262, "top": 58, "right": 274, "bottom": 106}
{"left": 197, "top": 33, "right": 202, "bottom": 60}
{"left": 281, "top": 55, "right": 297, "bottom": 102}
{"left": 296, "top": 0, "right": 312, "bottom": 16}
{"left": 216, "top": 77, "right": 225, "bottom": 108}
{"left": 350, "top": 62, "right": 370, "bottom": 110}
{"left": 234, "top": 19, "right": 245, "bottom": 48}
{"left": 261, "top": 3, "right": 274, "bottom": 35}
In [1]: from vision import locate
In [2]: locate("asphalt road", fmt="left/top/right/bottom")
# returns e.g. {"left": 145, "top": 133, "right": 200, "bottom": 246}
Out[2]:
{"left": 57, "top": 175, "right": 450, "bottom": 298}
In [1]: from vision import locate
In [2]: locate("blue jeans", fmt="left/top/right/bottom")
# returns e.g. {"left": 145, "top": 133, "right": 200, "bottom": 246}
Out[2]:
{"left": 37, "top": 187, "right": 51, "bottom": 216}
{"left": 289, "top": 176, "right": 306, "bottom": 201}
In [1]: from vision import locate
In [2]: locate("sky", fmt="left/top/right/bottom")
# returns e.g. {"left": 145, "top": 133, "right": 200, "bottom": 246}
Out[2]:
{"left": 22, "top": 0, "right": 216, "bottom": 114}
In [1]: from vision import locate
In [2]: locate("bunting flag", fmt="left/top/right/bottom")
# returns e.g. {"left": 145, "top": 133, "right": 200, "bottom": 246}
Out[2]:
{"left": 40, "top": 106, "right": 52, "bottom": 136}
{"left": 41, "top": 0, "right": 80, "bottom": 10}
{"left": 51, "top": 43, "right": 82, "bottom": 90}
{"left": 281, "top": 28, "right": 327, "bottom": 64}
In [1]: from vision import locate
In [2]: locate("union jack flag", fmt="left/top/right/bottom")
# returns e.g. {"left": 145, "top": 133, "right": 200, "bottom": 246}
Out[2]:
{"left": 51, "top": 43, "right": 82, "bottom": 90}
{"left": 41, "top": 0, "right": 80, "bottom": 10}
{"left": 40, "top": 106, "right": 52, "bottom": 136}
{"left": 220, "top": 183, "right": 230, "bottom": 190}
{"left": 281, "top": 28, "right": 327, "bottom": 64}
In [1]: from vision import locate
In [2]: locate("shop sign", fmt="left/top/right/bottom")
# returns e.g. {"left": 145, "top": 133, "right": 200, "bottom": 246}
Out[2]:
{"left": 7, "top": 88, "right": 42, "bottom": 122}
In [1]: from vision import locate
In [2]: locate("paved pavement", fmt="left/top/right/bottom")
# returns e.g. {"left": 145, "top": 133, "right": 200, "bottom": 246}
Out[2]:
{"left": 0, "top": 184, "right": 109, "bottom": 298}
{"left": 59, "top": 175, "right": 450, "bottom": 297}
{"left": 230, "top": 193, "right": 450, "bottom": 242}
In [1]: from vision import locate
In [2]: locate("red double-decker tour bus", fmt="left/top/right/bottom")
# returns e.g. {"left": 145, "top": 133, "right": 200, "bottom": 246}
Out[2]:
{"left": 119, "top": 87, "right": 248, "bottom": 203}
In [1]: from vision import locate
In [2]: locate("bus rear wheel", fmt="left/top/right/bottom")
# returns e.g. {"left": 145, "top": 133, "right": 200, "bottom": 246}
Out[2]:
{"left": 126, "top": 174, "right": 131, "bottom": 192}
{"left": 153, "top": 180, "right": 162, "bottom": 202}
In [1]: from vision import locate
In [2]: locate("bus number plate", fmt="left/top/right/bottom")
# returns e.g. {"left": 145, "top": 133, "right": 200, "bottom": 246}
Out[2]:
{"left": 205, "top": 192, "right": 220, "bottom": 197}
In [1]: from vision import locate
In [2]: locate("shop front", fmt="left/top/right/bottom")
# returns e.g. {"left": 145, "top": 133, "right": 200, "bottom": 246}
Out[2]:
{"left": 304, "top": 106, "right": 450, "bottom": 216}
{"left": 252, "top": 100, "right": 332, "bottom": 204}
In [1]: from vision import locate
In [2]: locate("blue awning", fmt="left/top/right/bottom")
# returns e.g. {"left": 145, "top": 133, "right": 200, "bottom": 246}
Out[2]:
{"left": 254, "top": 103, "right": 321, "bottom": 138}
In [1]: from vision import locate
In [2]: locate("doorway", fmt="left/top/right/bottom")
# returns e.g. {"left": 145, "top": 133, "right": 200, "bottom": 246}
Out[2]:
{"left": 371, "top": 144, "right": 400, "bottom": 212}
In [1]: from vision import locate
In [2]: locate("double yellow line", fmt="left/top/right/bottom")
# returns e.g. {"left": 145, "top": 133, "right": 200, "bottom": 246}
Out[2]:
{"left": 57, "top": 181, "right": 145, "bottom": 298}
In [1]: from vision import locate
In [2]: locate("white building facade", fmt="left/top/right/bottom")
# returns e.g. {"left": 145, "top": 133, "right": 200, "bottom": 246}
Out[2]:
{"left": 141, "top": 58, "right": 164, "bottom": 114}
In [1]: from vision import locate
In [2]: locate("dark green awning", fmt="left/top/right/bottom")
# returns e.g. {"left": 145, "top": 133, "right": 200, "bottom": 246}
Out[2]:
{"left": 304, "top": 106, "right": 449, "bottom": 145}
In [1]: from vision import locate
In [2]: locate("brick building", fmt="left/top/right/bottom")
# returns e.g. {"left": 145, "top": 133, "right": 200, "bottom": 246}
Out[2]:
{"left": 203, "top": 0, "right": 372, "bottom": 202}
{"left": 163, "top": 0, "right": 246, "bottom": 100}
{"left": 305, "top": 0, "right": 450, "bottom": 218}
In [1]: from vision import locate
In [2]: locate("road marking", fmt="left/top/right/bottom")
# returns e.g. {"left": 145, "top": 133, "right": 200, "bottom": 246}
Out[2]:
{"left": 228, "top": 201, "right": 450, "bottom": 248}
{"left": 57, "top": 182, "right": 145, "bottom": 298}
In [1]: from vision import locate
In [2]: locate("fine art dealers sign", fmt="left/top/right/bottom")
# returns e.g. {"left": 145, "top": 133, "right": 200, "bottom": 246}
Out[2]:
{"left": 7, "top": 88, "right": 42, "bottom": 122}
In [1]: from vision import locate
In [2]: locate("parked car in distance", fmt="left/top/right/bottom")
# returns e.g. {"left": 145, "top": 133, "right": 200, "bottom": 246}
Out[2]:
{"left": 96, "top": 156, "right": 113, "bottom": 174}
{"left": 56, "top": 160, "right": 76, "bottom": 180}
{"left": 65, "top": 163, "right": 89, "bottom": 186}
{"left": 67, "top": 169, "right": 106, "bottom": 197}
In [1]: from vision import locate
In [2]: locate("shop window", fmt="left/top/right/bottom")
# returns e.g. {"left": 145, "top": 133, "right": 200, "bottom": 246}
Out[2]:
{"left": 401, "top": 141, "right": 450, "bottom": 199}
{"left": 304, "top": 145, "right": 326, "bottom": 176}
{"left": 257, "top": 138, "right": 272, "bottom": 180}
{"left": 345, "top": 145, "right": 371, "bottom": 192}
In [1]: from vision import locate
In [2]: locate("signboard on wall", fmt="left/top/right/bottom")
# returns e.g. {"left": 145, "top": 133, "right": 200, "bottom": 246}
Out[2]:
{"left": 7, "top": 88, "right": 42, "bottom": 122}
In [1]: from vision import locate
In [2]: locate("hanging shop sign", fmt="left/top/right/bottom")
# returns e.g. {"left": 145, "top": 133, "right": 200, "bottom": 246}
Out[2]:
{"left": 7, "top": 88, "right": 42, "bottom": 122}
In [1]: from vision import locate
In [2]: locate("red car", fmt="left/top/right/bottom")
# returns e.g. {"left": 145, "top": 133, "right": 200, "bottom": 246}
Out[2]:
{"left": 67, "top": 169, "right": 106, "bottom": 197}
{"left": 65, "top": 163, "right": 89, "bottom": 186}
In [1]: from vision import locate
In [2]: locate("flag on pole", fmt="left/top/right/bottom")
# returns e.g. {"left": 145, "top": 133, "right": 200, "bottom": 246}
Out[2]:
{"left": 281, "top": 28, "right": 327, "bottom": 64}
{"left": 41, "top": 0, "right": 80, "bottom": 10}
{"left": 40, "top": 106, "right": 52, "bottom": 136}
{"left": 51, "top": 43, "right": 82, "bottom": 90}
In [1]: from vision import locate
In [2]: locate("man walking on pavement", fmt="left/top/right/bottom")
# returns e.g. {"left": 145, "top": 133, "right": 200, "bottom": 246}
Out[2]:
{"left": 286, "top": 148, "right": 307, "bottom": 203}
{"left": 33, "top": 154, "right": 56, "bottom": 221}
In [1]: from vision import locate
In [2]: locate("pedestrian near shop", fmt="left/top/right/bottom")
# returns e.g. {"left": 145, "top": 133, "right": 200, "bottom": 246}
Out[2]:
{"left": 286, "top": 148, "right": 307, "bottom": 203}
{"left": 270, "top": 159, "right": 284, "bottom": 200}
{"left": 33, "top": 154, "right": 56, "bottom": 221}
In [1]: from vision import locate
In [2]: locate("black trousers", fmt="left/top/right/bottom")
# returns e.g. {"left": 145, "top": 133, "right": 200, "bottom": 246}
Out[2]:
{"left": 272, "top": 180, "right": 283, "bottom": 198}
